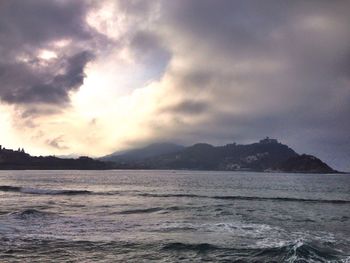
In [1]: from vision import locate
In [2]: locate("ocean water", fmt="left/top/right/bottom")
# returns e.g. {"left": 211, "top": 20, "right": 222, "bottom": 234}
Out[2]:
{"left": 0, "top": 170, "right": 349, "bottom": 262}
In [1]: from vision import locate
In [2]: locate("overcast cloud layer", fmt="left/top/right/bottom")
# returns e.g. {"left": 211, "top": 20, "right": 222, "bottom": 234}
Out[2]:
{"left": 0, "top": 0, "right": 349, "bottom": 171}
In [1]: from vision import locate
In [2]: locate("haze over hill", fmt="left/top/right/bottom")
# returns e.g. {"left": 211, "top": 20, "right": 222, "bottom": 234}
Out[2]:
{"left": 102, "top": 138, "right": 338, "bottom": 173}
{"left": 101, "top": 143, "right": 185, "bottom": 162}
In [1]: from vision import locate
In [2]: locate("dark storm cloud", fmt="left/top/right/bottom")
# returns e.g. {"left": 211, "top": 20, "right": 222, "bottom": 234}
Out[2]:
{"left": 0, "top": 0, "right": 98, "bottom": 106}
{"left": 0, "top": 51, "right": 94, "bottom": 104}
{"left": 0, "top": 0, "right": 92, "bottom": 50}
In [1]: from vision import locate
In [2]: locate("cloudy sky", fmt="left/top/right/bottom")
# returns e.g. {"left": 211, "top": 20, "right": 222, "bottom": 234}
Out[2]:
{"left": 0, "top": 0, "right": 349, "bottom": 171}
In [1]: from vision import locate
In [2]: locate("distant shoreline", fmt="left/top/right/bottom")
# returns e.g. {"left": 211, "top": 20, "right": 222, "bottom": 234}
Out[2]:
{"left": 0, "top": 168, "right": 346, "bottom": 174}
{"left": 0, "top": 139, "right": 341, "bottom": 173}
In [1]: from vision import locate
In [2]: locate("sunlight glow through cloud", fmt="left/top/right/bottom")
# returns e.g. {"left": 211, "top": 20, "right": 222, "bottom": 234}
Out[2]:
{"left": 38, "top": 50, "right": 57, "bottom": 60}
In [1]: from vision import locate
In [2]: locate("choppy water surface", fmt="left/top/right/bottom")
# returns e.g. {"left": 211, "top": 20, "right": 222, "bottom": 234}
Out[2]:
{"left": 0, "top": 170, "right": 349, "bottom": 262}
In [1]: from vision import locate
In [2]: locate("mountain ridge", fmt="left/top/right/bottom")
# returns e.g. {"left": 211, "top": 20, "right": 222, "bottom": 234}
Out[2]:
{"left": 104, "top": 138, "right": 338, "bottom": 173}
{"left": 0, "top": 145, "right": 107, "bottom": 170}
{"left": 0, "top": 139, "right": 340, "bottom": 173}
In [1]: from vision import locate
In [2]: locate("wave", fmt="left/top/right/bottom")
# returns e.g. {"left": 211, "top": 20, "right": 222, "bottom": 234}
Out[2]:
{"left": 0, "top": 237, "right": 346, "bottom": 262}
{"left": 116, "top": 207, "right": 164, "bottom": 214}
{"left": 212, "top": 195, "right": 350, "bottom": 204}
{"left": 9, "top": 209, "right": 54, "bottom": 219}
{"left": 162, "top": 242, "right": 219, "bottom": 252}
{"left": 0, "top": 185, "right": 93, "bottom": 195}
{"left": 22, "top": 188, "right": 92, "bottom": 195}
{"left": 1, "top": 184, "right": 349, "bottom": 204}
{"left": 0, "top": 186, "right": 21, "bottom": 192}
{"left": 138, "top": 192, "right": 350, "bottom": 204}
{"left": 139, "top": 193, "right": 202, "bottom": 198}
{"left": 156, "top": 221, "right": 278, "bottom": 236}
{"left": 160, "top": 240, "right": 348, "bottom": 262}
{"left": 254, "top": 240, "right": 345, "bottom": 262}
{"left": 114, "top": 206, "right": 182, "bottom": 215}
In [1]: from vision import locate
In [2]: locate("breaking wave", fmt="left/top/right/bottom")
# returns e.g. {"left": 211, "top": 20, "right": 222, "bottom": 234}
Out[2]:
{"left": 160, "top": 240, "right": 348, "bottom": 262}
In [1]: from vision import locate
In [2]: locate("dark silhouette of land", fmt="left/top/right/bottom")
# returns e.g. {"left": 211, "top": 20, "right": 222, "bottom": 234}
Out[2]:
{"left": 0, "top": 138, "right": 339, "bottom": 173}
{"left": 0, "top": 145, "right": 107, "bottom": 170}
{"left": 102, "top": 138, "right": 338, "bottom": 173}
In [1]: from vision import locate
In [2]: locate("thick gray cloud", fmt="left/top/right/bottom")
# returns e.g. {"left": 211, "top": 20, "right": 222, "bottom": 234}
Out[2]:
{"left": 0, "top": 0, "right": 92, "bottom": 49}
{"left": 120, "top": 0, "right": 350, "bottom": 170}
{"left": 0, "top": 0, "right": 98, "bottom": 106}
{"left": 0, "top": 51, "right": 94, "bottom": 104}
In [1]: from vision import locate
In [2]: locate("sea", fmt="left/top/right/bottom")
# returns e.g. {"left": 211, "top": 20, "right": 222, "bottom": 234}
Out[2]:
{"left": 0, "top": 170, "right": 349, "bottom": 262}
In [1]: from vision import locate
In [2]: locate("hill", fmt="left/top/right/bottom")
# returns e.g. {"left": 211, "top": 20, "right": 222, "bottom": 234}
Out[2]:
{"left": 280, "top": 154, "right": 336, "bottom": 173}
{"left": 0, "top": 146, "right": 108, "bottom": 170}
{"left": 0, "top": 139, "right": 339, "bottom": 173}
{"left": 107, "top": 138, "right": 338, "bottom": 173}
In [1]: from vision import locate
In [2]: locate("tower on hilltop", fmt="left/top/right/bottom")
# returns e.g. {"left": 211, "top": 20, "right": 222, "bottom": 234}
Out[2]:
{"left": 259, "top": 137, "right": 278, "bottom": 144}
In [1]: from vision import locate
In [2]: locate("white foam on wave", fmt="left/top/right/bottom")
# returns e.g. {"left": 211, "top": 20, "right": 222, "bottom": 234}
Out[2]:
{"left": 156, "top": 220, "right": 286, "bottom": 242}
{"left": 156, "top": 220, "right": 343, "bottom": 252}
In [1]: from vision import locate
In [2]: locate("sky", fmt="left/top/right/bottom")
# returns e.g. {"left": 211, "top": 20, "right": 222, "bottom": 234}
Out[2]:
{"left": 0, "top": 0, "right": 349, "bottom": 171}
